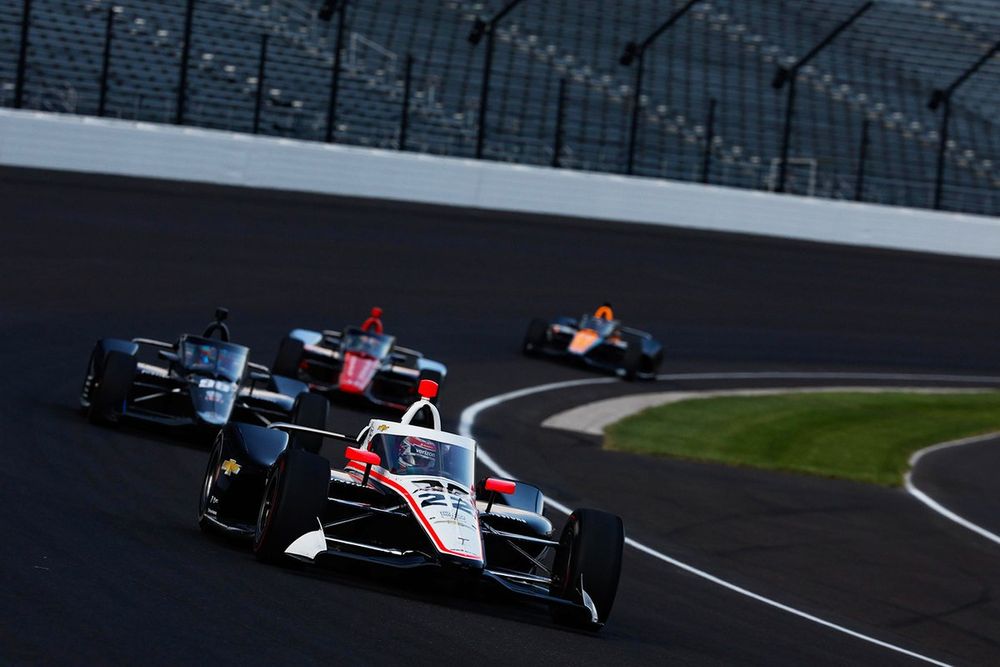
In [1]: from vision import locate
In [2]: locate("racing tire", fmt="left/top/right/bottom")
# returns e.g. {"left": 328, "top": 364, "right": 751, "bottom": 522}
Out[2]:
{"left": 522, "top": 318, "right": 548, "bottom": 356}
{"left": 88, "top": 351, "right": 136, "bottom": 425}
{"left": 549, "top": 509, "right": 624, "bottom": 631}
{"left": 290, "top": 392, "right": 329, "bottom": 454}
{"left": 197, "top": 437, "right": 225, "bottom": 534}
{"left": 621, "top": 334, "right": 643, "bottom": 382}
{"left": 253, "top": 449, "right": 330, "bottom": 564}
{"left": 79, "top": 349, "right": 99, "bottom": 412}
{"left": 272, "top": 336, "right": 304, "bottom": 378}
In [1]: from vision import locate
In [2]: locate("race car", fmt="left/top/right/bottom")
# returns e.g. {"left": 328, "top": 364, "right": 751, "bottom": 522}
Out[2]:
{"left": 523, "top": 305, "right": 663, "bottom": 380}
{"left": 270, "top": 308, "right": 447, "bottom": 411}
{"left": 80, "top": 308, "right": 330, "bottom": 450}
{"left": 197, "top": 379, "right": 625, "bottom": 631}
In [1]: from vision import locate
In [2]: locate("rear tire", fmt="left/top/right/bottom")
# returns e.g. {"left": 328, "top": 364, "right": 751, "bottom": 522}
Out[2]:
{"left": 621, "top": 334, "right": 643, "bottom": 381}
{"left": 80, "top": 349, "right": 98, "bottom": 412}
{"left": 522, "top": 319, "right": 548, "bottom": 356}
{"left": 253, "top": 449, "right": 330, "bottom": 564}
{"left": 272, "top": 336, "right": 304, "bottom": 378}
{"left": 88, "top": 351, "right": 136, "bottom": 425}
{"left": 290, "top": 392, "right": 329, "bottom": 454}
{"left": 549, "top": 509, "right": 624, "bottom": 630}
{"left": 198, "top": 437, "right": 225, "bottom": 534}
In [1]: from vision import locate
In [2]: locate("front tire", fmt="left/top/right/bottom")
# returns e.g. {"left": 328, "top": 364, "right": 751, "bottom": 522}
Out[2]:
{"left": 88, "top": 351, "right": 136, "bottom": 425}
{"left": 621, "top": 334, "right": 643, "bottom": 381}
{"left": 290, "top": 392, "right": 329, "bottom": 454}
{"left": 198, "top": 437, "right": 225, "bottom": 534}
{"left": 253, "top": 449, "right": 330, "bottom": 564}
{"left": 549, "top": 509, "right": 624, "bottom": 630}
{"left": 522, "top": 318, "right": 548, "bottom": 355}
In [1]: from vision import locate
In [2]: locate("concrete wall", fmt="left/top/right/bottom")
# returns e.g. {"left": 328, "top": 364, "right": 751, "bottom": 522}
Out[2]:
{"left": 2, "top": 108, "right": 998, "bottom": 260}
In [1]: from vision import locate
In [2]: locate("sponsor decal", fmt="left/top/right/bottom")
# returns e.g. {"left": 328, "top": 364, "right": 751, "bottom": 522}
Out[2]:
{"left": 221, "top": 459, "right": 242, "bottom": 476}
{"left": 377, "top": 424, "right": 390, "bottom": 432}
{"left": 198, "top": 378, "right": 232, "bottom": 391}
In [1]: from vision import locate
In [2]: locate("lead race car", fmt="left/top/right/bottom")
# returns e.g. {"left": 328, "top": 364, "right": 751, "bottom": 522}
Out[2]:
{"left": 271, "top": 308, "right": 447, "bottom": 412}
{"left": 523, "top": 303, "right": 663, "bottom": 380}
{"left": 197, "top": 380, "right": 625, "bottom": 630}
{"left": 81, "top": 308, "right": 329, "bottom": 449}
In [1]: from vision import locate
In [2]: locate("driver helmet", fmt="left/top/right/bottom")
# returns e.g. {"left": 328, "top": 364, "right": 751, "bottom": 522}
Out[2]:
{"left": 397, "top": 435, "right": 438, "bottom": 471}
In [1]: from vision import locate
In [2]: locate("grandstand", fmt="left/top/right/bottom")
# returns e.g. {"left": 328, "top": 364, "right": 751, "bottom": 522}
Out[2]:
{"left": 0, "top": 0, "right": 996, "bottom": 215}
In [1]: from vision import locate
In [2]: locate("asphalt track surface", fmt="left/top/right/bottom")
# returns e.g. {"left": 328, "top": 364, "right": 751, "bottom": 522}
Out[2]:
{"left": 4, "top": 167, "right": 1000, "bottom": 665}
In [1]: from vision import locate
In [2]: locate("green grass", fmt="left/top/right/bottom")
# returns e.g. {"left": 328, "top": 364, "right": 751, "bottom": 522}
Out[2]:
{"left": 603, "top": 391, "right": 1000, "bottom": 486}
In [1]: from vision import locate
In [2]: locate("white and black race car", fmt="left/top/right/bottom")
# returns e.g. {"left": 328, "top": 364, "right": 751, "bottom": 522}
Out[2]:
{"left": 198, "top": 380, "right": 625, "bottom": 630}
{"left": 81, "top": 309, "right": 329, "bottom": 449}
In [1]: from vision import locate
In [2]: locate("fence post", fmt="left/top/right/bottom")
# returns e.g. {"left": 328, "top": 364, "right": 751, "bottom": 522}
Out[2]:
{"left": 253, "top": 34, "right": 269, "bottom": 134}
{"left": 324, "top": 1, "right": 347, "bottom": 143}
{"left": 854, "top": 117, "right": 869, "bottom": 201}
{"left": 175, "top": 0, "right": 196, "bottom": 124}
{"left": 97, "top": 6, "right": 115, "bottom": 117}
{"left": 399, "top": 54, "right": 413, "bottom": 151}
{"left": 474, "top": 28, "right": 496, "bottom": 159}
{"left": 14, "top": 0, "right": 33, "bottom": 109}
{"left": 932, "top": 97, "right": 951, "bottom": 210}
{"left": 701, "top": 97, "right": 716, "bottom": 183}
{"left": 552, "top": 77, "right": 567, "bottom": 168}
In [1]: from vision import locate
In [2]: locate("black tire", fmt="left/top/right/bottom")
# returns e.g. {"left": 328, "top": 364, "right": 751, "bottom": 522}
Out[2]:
{"left": 272, "top": 336, "right": 304, "bottom": 378}
{"left": 621, "top": 334, "right": 643, "bottom": 381}
{"left": 253, "top": 449, "right": 330, "bottom": 564}
{"left": 290, "top": 392, "right": 329, "bottom": 454}
{"left": 79, "top": 349, "right": 99, "bottom": 412}
{"left": 549, "top": 508, "right": 624, "bottom": 630}
{"left": 88, "top": 351, "right": 136, "bottom": 425}
{"left": 522, "top": 318, "right": 548, "bottom": 356}
{"left": 198, "top": 437, "right": 225, "bottom": 534}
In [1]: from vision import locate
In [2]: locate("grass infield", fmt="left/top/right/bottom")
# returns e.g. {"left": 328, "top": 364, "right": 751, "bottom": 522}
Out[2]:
{"left": 603, "top": 391, "right": 1000, "bottom": 486}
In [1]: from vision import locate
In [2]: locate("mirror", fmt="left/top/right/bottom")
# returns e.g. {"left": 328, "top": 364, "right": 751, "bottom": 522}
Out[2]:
{"left": 158, "top": 349, "right": 180, "bottom": 363}
{"left": 345, "top": 446, "right": 380, "bottom": 467}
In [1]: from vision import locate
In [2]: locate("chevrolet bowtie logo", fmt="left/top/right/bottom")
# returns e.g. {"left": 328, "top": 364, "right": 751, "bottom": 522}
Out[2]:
{"left": 221, "top": 459, "right": 241, "bottom": 476}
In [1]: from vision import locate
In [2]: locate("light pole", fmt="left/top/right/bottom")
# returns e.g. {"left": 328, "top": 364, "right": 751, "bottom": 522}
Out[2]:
{"left": 928, "top": 39, "right": 1000, "bottom": 210}
{"left": 618, "top": 0, "right": 699, "bottom": 175}
{"left": 468, "top": 0, "right": 529, "bottom": 160}
{"left": 772, "top": 1, "right": 873, "bottom": 193}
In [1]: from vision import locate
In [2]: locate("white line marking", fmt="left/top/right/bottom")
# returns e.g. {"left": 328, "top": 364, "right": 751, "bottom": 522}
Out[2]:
{"left": 904, "top": 432, "right": 1000, "bottom": 547}
{"left": 459, "top": 373, "right": 955, "bottom": 667}
{"left": 657, "top": 371, "right": 1000, "bottom": 384}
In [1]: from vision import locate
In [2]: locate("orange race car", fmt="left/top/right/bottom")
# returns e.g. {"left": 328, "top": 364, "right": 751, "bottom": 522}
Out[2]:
{"left": 522, "top": 303, "right": 663, "bottom": 380}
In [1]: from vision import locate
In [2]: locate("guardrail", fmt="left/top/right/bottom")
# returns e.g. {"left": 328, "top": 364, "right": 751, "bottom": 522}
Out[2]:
{"left": 1, "top": 108, "right": 998, "bottom": 260}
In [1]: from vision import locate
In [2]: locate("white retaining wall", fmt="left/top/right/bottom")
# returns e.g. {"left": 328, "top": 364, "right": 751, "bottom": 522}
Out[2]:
{"left": 1, "top": 108, "right": 998, "bottom": 260}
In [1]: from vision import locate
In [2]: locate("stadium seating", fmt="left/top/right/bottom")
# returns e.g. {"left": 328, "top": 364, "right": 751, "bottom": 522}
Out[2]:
{"left": 0, "top": 0, "right": 995, "bottom": 215}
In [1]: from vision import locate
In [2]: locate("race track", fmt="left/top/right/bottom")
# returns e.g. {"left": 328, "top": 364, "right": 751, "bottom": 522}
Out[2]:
{"left": 3, "top": 167, "right": 1000, "bottom": 665}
